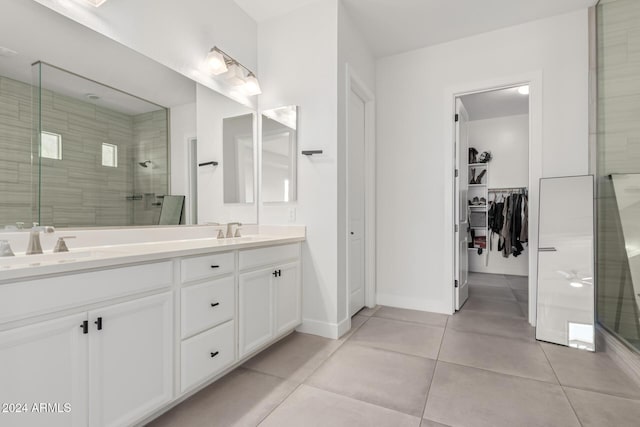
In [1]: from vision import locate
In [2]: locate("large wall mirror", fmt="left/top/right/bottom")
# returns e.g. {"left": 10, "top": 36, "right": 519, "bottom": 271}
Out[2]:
{"left": 0, "top": 0, "right": 258, "bottom": 228}
{"left": 261, "top": 106, "right": 298, "bottom": 203}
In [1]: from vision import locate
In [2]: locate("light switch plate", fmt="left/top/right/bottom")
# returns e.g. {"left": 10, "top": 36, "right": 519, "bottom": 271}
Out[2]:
{"left": 288, "top": 208, "right": 296, "bottom": 223}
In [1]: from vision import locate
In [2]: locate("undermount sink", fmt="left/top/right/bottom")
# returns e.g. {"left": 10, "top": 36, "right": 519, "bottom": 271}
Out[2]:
{"left": 0, "top": 250, "right": 96, "bottom": 269}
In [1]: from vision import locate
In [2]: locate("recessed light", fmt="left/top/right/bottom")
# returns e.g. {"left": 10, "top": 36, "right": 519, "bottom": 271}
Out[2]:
{"left": 85, "top": 93, "right": 100, "bottom": 101}
{"left": 518, "top": 85, "right": 529, "bottom": 95}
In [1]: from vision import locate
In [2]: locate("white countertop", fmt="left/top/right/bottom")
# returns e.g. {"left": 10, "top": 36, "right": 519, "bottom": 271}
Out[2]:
{"left": 0, "top": 231, "right": 305, "bottom": 283}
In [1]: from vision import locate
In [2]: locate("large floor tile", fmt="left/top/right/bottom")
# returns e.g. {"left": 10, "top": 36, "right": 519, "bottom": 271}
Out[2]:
{"left": 564, "top": 387, "right": 640, "bottom": 427}
{"left": 512, "top": 289, "right": 529, "bottom": 302}
{"left": 243, "top": 332, "right": 342, "bottom": 383}
{"left": 462, "top": 296, "right": 525, "bottom": 319}
{"left": 356, "top": 305, "right": 380, "bottom": 317}
{"left": 506, "top": 275, "right": 529, "bottom": 290}
{"left": 468, "top": 272, "right": 510, "bottom": 287}
{"left": 424, "top": 362, "right": 580, "bottom": 427}
{"left": 421, "top": 419, "right": 450, "bottom": 427}
{"left": 259, "top": 385, "right": 420, "bottom": 427}
{"left": 541, "top": 343, "right": 640, "bottom": 399}
{"left": 374, "top": 306, "right": 449, "bottom": 328}
{"left": 468, "top": 284, "right": 517, "bottom": 302}
{"left": 438, "top": 329, "right": 557, "bottom": 383}
{"left": 447, "top": 310, "right": 535, "bottom": 341}
{"left": 349, "top": 316, "right": 444, "bottom": 359}
{"left": 306, "top": 344, "right": 435, "bottom": 416}
{"left": 148, "top": 368, "right": 297, "bottom": 427}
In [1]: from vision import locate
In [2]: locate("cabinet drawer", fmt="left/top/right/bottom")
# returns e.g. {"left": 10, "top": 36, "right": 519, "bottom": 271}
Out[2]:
{"left": 181, "top": 321, "right": 235, "bottom": 392}
{"left": 181, "top": 276, "right": 234, "bottom": 338}
{"left": 0, "top": 261, "right": 173, "bottom": 325}
{"left": 239, "top": 243, "right": 300, "bottom": 271}
{"left": 181, "top": 252, "right": 234, "bottom": 283}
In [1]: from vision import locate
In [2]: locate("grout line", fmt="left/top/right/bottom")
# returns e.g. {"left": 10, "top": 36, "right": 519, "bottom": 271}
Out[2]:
{"left": 421, "top": 319, "right": 449, "bottom": 422}
{"left": 539, "top": 343, "right": 584, "bottom": 427}
{"left": 256, "top": 382, "right": 304, "bottom": 426}
{"left": 369, "top": 314, "right": 449, "bottom": 330}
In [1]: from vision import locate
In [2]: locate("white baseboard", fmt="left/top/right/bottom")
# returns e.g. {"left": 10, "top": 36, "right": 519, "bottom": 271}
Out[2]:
{"left": 376, "top": 293, "right": 453, "bottom": 315}
{"left": 596, "top": 325, "right": 640, "bottom": 388}
{"left": 296, "top": 318, "right": 344, "bottom": 339}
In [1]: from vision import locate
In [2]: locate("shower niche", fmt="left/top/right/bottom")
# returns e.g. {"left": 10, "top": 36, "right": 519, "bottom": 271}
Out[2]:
{"left": 32, "top": 62, "right": 170, "bottom": 227}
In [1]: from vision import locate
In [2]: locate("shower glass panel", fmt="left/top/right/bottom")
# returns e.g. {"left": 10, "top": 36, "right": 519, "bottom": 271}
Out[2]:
{"left": 596, "top": 0, "right": 640, "bottom": 352}
{"left": 32, "top": 62, "right": 168, "bottom": 227}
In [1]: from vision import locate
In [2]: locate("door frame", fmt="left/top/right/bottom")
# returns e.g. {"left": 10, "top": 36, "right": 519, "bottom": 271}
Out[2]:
{"left": 444, "top": 72, "right": 543, "bottom": 326}
{"left": 346, "top": 65, "right": 376, "bottom": 314}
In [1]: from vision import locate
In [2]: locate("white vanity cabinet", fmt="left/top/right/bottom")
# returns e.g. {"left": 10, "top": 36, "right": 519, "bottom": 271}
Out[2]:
{"left": 0, "top": 313, "right": 88, "bottom": 427}
{"left": 0, "top": 263, "right": 174, "bottom": 427}
{"left": 179, "top": 252, "right": 237, "bottom": 393}
{"left": 238, "top": 244, "right": 301, "bottom": 358}
{"left": 88, "top": 292, "right": 173, "bottom": 427}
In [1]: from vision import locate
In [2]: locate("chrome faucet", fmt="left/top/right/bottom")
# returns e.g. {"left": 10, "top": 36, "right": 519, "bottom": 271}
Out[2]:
{"left": 226, "top": 222, "right": 242, "bottom": 238}
{"left": 26, "top": 226, "right": 55, "bottom": 255}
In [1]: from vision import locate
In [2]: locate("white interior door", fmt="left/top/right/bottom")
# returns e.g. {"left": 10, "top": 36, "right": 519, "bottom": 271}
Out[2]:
{"left": 348, "top": 89, "right": 366, "bottom": 316}
{"left": 455, "top": 98, "right": 470, "bottom": 310}
{"left": 537, "top": 175, "right": 595, "bottom": 350}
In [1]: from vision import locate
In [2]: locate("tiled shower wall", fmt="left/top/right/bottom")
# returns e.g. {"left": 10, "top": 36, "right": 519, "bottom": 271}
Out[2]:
{"left": 0, "top": 76, "right": 33, "bottom": 226}
{"left": 0, "top": 74, "right": 167, "bottom": 228}
{"left": 596, "top": 0, "right": 640, "bottom": 349}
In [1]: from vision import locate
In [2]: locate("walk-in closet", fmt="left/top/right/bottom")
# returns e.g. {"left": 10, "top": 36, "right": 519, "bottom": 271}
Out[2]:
{"left": 454, "top": 86, "right": 530, "bottom": 322}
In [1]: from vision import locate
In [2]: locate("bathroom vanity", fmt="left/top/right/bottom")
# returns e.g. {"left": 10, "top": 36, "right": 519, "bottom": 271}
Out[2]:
{"left": 0, "top": 228, "right": 304, "bottom": 427}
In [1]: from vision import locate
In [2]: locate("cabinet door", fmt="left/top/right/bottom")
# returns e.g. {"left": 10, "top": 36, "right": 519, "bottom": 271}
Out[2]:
{"left": 0, "top": 313, "right": 88, "bottom": 427}
{"left": 239, "top": 267, "right": 274, "bottom": 358}
{"left": 88, "top": 292, "right": 173, "bottom": 427}
{"left": 275, "top": 262, "right": 301, "bottom": 335}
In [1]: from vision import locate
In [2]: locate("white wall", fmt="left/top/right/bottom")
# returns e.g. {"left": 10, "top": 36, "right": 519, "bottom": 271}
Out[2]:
{"left": 467, "top": 114, "right": 529, "bottom": 276}
{"left": 258, "top": 0, "right": 340, "bottom": 337}
{"left": 337, "top": 3, "right": 376, "bottom": 325}
{"left": 169, "top": 103, "right": 197, "bottom": 223}
{"left": 33, "top": 0, "right": 258, "bottom": 108}
{"left": 376, "top": 10, "right": 590, "bottom": 314}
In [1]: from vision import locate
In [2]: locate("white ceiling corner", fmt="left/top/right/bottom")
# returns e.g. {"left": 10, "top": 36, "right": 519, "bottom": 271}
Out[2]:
{"left": 233, "top": 0, "right": 324, "bottom": 22}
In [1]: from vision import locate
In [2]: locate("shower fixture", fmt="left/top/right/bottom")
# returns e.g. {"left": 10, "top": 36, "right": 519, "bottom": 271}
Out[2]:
{"left": 138, "top": 160, "right": 152, "bottom": 168}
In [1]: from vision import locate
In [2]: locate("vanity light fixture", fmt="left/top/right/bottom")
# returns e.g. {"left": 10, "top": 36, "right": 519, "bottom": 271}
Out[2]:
{"left": 205, "top": 46, "right": 262, "bottom": 95}
{"left": 206, "top": 48, "right": 228, "bottom": 75}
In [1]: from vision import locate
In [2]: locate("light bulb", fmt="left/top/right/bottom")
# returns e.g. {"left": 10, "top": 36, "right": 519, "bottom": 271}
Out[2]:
{"left": 518, "top": 85, "right": 529, "bottom": 95}
{"left": 206, "top": 49, "right": 228, "bottom": 75}
{"left": 244, "top": 73, "right": 262, "bottom": 96}
{"left": 223, "top": 63, "right": 246, "bottom": 86}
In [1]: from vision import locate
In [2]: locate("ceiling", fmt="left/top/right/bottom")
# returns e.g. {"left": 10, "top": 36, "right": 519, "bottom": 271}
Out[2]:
{"left": 460, "top": 86, "right": 529, "bottom": 121}
{"left": 235, "top": 0, "right": 596, "bottom": 57}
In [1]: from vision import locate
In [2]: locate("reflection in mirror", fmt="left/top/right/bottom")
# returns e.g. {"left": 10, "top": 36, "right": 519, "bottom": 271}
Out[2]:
{"left": 261, "top": 106, "right": 298, "bottom": 203}
{"left": 223, "top": 114, "right": 255, "bottom": 204}
{"left": 0, "top": 0, "right": 197, "bottom": 229}
{"left": 196, "top": 84, "right": 257, "bottom": 224}
{"left": 33, "top": 62, "right": 169, "bottom": 227}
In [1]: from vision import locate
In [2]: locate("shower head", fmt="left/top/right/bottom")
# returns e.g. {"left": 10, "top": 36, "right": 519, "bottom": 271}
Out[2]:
{"left": 138, "top": 160, "right": 152, "bottom": 168}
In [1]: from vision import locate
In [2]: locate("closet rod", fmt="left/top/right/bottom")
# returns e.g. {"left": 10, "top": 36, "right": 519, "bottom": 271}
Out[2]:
{"left": 488, "top": 187, "right": 528, "bottom": 192}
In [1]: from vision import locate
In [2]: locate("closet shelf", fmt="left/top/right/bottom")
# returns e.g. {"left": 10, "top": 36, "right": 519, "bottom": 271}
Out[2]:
{"left": 468, "top": 163, "right": 488, "bottom": 167}
{"left": 468, "top": 184, "right": 487, "bottom": 187}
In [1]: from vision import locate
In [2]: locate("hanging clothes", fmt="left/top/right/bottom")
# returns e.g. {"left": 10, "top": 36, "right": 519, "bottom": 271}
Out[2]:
{"left": 489, "top": 189, "right": 528, "bottom": 258}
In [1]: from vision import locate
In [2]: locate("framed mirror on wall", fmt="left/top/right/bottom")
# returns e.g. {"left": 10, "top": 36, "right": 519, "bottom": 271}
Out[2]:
{"left": 0, "top": 0, "right": 259, "bottom": 229}
{"left": 261, "top": 106, "right": 298, "bottom": 203}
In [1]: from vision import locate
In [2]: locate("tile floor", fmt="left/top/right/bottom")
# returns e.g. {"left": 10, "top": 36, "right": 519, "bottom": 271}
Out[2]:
{"left": 148, "top": 272, "right": 640, "bottom": 427}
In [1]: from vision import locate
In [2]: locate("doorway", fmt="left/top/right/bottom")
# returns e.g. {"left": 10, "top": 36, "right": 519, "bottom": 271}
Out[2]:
{"left": 346, "top": 66, "right": 376, "bottom": 320}
{"left": 454, "top": 86, "right": 531, "bottom": 322}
